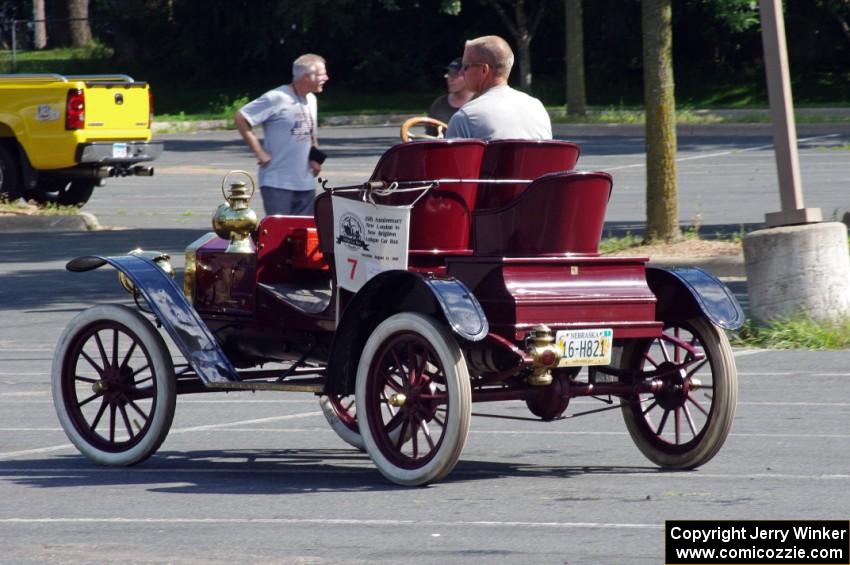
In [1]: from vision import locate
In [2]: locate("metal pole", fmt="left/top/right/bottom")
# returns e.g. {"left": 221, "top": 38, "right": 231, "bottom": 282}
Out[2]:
{"left": 759, "top": 0, "right": 821, "bottom": 227}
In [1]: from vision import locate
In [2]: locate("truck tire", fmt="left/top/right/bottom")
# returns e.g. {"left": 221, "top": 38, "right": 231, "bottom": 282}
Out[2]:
{"left": 57, "top": 180, "right": 96, "bottom": 207}
{"left": 27, "top": 179, "right": 96, "bottom": 207}
{"left": 0, "top": 144, "right": 22, "bottom": 201}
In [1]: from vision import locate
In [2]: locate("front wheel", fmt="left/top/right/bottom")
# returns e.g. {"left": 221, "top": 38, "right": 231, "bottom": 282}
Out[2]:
{"left": 619, "top": 316, "right": 737, "bottom": 469}
{"left": 356, "top": 313, "right": 471, "bottom": 486}
{"left": 52, "top": 305, "right": 176, "bottom": 465}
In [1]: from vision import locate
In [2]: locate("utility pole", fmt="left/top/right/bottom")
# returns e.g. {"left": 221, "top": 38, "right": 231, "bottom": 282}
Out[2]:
{"left": 759, "top": 0, "right": 821, "bottom": 227}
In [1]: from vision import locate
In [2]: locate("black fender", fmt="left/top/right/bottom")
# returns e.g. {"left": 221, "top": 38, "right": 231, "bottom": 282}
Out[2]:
{"left": 325, "top": 270, "right": 488, "bottom": 395}
{"left": 646, "top": 266, "right": 744, "bottom": 330}
{"left": 67, "top": 255, "right": 239, "bottom": 384}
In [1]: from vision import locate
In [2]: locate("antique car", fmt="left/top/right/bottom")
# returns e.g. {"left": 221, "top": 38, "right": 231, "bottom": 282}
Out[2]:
{"left": 51, "top": 137, "right": 744, "bottom": 486}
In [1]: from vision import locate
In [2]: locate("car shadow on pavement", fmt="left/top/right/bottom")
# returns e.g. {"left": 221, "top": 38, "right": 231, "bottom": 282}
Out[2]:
{"left": 0, "top": 451, "right": 670, "bottom": 494}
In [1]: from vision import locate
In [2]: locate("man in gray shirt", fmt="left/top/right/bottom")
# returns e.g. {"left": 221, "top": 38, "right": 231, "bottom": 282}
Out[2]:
{"left": 446, "top": 35, "right": 552, "bottom": 141}
{"left": 235, "top": 54, "right": 328, "bottom": 216}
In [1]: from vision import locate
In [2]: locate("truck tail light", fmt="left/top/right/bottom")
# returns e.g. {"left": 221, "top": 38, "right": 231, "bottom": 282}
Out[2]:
{"left": 148, "top": 89, "right": 154, "bottom": 127}
{"left": 65, "top": 88, "right": 85, "bottom": 130}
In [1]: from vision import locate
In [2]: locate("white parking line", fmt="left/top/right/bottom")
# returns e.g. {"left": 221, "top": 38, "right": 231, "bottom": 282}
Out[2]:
{"left": 0, "top": 517, "right": 660, "bottom": 529}
{"left": 170, "top": 411, "right": 321, "bottom": 433}
{"left": 0, "top": 411, "right": 322, "bottom": 460}
{"left": 733, "top": 349, "right": 768, "bottom": 357}
{"left": 604, "top": 134, "right": 840, "bottom": 171}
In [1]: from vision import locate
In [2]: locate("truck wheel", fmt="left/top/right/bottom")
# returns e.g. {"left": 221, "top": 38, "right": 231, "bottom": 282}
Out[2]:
{"left": 52, "top": 304, "right": 177, "bottom": 465}
{"left": 28, "top": 179, "right": 96, "bottom": 207}
{"left": 356, "top": 313, "right": 471, "bottom": 486}
{"left": 0, "top": 144, "right": 22, "bottom": 201}
{"left": 57, "top": 180, "right": 96, "bottom": 206}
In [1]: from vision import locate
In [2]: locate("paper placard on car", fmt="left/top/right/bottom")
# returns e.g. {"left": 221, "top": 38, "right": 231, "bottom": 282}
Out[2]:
{"left": 331, "top": 196, "right": 411, "bottom": 292}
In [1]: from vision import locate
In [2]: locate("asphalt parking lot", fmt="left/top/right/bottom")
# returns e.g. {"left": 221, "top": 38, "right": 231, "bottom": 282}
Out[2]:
{"left": 0, "top": 125, "right": 848, "bottom": 564}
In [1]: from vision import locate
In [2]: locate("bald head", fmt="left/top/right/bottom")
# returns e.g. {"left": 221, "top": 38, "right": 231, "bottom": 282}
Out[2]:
{"left": 465, "top": 35, "right": 514, "bottom": 80}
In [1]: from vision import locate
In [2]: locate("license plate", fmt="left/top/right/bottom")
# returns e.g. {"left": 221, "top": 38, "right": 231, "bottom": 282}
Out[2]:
{"left": 556, "top": 328, "right": 613, "bottom": 366}
{"left": 112, "top": 142, "right": 128, "bottom": 158}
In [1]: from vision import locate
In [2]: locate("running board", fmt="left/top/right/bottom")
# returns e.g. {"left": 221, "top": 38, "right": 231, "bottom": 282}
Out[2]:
{"left": 205, "top": 380, "right": 324, "bottom": 393}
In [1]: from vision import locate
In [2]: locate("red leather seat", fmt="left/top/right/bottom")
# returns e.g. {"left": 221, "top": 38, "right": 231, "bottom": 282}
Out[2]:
{"left": 472, "top": 171, "right": 612, "bottom": 256}
{"left": 476, "top": 140, "right": 581, "bottom": 210}
{"left": 370, "top": 139, "right": 486, "bottom": 251}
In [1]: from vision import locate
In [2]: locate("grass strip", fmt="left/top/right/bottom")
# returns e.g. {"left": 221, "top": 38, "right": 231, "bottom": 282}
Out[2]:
{"left": 732, "top": 315, "right": 850, "bottom": 350}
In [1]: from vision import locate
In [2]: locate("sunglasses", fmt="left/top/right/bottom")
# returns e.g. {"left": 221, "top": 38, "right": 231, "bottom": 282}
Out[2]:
{"left": 462, "top": 62, "right": 486, "bottom": 71}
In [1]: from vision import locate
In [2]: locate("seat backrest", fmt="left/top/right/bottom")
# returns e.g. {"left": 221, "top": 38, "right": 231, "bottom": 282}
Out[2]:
{"left": 472, "top": 171, "right": 612, "bottom": 256}
{"left": 370, "top": 139, "right": 486, "bottom": 251}
{"left": 476, "top": 140, "right": 581, "bottom": 210}
{"left": 314, "top": 191, "right": 335, "bottom": 256}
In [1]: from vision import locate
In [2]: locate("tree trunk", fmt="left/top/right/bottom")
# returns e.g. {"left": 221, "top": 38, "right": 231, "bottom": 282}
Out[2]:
{"left": 642, "top": 0, "right": 680, "bottom": 242}
{"left": 482, "top": 0, "right": 544, "bottom": 92}
{"left": 565, "top": 0, "right": 586, "bottom": 115}
{"left": 516, "top": 34, "right": 533, "bottom": 90}
{"left": 67, "top": 0, "right": 92, "bottom": 47}
{"left": 33, "top": 0, "right": 47, "bottom": 50}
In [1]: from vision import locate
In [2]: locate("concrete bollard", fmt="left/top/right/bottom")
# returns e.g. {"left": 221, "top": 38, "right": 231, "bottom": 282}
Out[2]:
{"left": 743, "top": 222, "right": 850, "bottom": 323}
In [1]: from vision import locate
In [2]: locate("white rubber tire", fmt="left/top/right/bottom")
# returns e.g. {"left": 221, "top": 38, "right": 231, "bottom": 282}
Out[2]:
{"left": 319, "top": 395, "right": 365, "bottom": 451}
{"left": 52, "top": 305, "right": 176, "bottom": 466}
{"left": 356, "top": 313, "right": 471, "bottom": 486}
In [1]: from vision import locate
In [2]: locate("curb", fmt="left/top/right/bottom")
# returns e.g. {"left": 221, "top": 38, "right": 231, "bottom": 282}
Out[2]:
{"left": 0, "top": 211, "right": 100, "bottom": 232}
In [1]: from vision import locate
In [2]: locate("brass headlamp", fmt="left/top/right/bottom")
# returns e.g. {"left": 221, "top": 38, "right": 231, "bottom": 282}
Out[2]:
{"left": 212, "top": 170, "right": 258, "bottom": 254}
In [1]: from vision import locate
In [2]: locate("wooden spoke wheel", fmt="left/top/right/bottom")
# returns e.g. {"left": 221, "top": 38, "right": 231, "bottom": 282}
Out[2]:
{"left": 52, "top": 305, "right": 176, "bottom": 465}
{"left": 319, "top": 394, "right": 365, "bottom": 450}
{"left": 356, "top": 313, "right": 471, "bottom": 486}
{"left": 619, "top": 316, "right": 737, "bottom": 469}
{"left": 400, "top": 117, "right": 448, "bottom": 142}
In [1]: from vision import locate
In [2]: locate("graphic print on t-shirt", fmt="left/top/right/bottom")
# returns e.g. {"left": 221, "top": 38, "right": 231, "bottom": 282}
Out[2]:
{"left": 290, "top": 108, "right": 313, "bottom": 141}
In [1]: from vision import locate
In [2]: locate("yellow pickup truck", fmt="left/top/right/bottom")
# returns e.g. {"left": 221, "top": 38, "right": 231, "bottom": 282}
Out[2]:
{"left": 0, "top": 73, "right": 162, "bottom": 206}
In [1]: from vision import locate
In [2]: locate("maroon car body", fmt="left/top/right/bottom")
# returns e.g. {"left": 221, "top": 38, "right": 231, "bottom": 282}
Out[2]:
{"left": 52, "top": 138, "right": 744, "bottom": 486}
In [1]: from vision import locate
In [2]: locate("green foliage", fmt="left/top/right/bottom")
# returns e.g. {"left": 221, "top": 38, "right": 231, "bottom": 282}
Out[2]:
{"left": 0, "top": 41, "right": 114, "bottom": 74}
{"left": 732, "top": 316, "right": 850, "bottom": 350}
{"left": 5, "top": 0, "right": 849, "bottom": 113}
{"left": 598, "top": 232, "right": 644, "bottom": 254}
{"left": 697, "top": 0, "right": 760, "bottom": 33}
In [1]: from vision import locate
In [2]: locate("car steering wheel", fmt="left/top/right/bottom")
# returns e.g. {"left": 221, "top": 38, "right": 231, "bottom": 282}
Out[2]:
{"left": 400, "top": 117, "right": 449, "bottom": 142}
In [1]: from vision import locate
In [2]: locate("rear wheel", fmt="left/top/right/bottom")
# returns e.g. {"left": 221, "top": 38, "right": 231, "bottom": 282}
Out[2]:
{"left": 319, "top": 394, "right": 365, "bottom": 450}
{"left": 27, "top": 179, "right": 96, "bottom": 207}
{"left": 619, "top": 316, "right": 737, "bottom": 469}
{"left": 0, "top": 144, "right": 22, "bottom": 201}
{"left": 52, "top": 305, "right": 176, "bottom": 465}
{"left": 356, "top": 313, "right": 471, "bottom": 486}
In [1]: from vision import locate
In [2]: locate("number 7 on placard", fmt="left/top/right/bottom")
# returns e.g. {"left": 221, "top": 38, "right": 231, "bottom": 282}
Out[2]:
{"left": 347, "top": 258, "right": 358, "bottom": 279}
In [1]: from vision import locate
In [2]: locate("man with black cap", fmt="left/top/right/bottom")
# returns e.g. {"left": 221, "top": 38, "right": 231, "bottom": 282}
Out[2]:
{"left": 426, "top": 57, "right": 475, "bottom": 135}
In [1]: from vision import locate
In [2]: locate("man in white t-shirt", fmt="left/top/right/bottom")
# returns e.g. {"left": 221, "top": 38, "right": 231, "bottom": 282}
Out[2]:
{"left": 235, "top": 53, "right": 328, "bottom": 215}
{"left": 447, "top": 36, "right": 551, "bottom": 141}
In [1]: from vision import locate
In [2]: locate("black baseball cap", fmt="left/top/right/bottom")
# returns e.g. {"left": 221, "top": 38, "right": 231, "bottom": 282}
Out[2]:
{"left": 446, "top": 58, "right": 463, "bottom": 72}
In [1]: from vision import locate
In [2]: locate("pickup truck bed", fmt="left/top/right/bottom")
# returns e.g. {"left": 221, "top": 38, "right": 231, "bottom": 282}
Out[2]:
{"left": 0, "top": 73, "right": 162, "bottom": 206}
